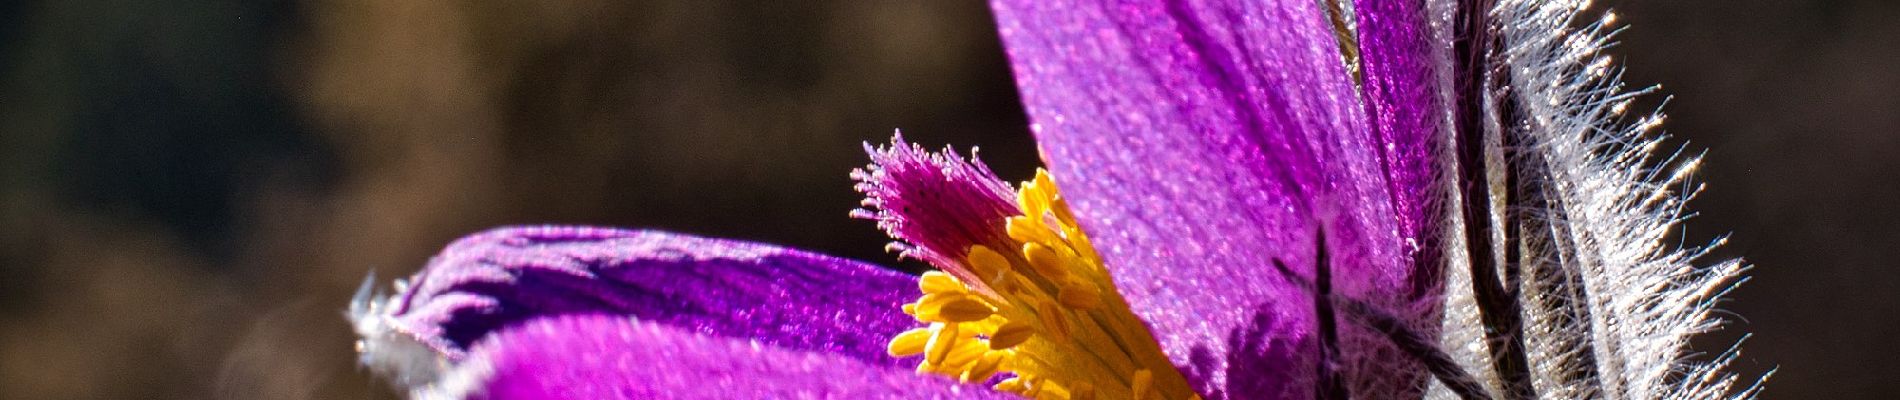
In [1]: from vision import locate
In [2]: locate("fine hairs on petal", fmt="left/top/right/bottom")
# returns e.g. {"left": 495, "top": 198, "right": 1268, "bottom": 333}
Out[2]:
{"left": 348, "top": 273, "right": 451, "bottom": 395}
{"left": 409, "top": 356, "right": 494, "bottom": 400}
{"left": 1426, "top": 1, "right": 1762, "bottom": 399}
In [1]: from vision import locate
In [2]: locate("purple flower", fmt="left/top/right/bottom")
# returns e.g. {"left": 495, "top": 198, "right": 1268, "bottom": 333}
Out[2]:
{"left": 353, "top": 0, "right": 1755, "bottom": 399}
{"left": 351, "top": 227, "right": 997, "bottom": 398}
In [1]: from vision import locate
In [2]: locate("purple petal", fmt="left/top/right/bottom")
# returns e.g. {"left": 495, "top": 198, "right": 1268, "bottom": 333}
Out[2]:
{"left": 463, "top": 315, "right": 1010, "bottom": 399}
{"left": 1354, "top": 0, "right": 1449, "bottom": 257}
{"left": 991, "top": 0, "right": 1440, "bottom": 398}
{"left": 1347, "top": 0, "right": 1450, "bottom": 395}
{"left": 383, "top": 226, "right": 919, "bottom": 367}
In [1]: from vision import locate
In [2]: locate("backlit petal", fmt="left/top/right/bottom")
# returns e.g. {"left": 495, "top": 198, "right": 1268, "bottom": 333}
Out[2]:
{"left": 991, "top": 0, "right": 1445, "bottom": 398}
{"left": 455, "top": 315, "right": 1009, "bottom": 399}
{"left": 380, "top": 225, "right": 918, "bottom": 368}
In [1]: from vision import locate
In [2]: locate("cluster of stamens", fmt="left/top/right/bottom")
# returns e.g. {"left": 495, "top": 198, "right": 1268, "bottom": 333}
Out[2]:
{"left": 882, "top": 170, "right": 1196, "bottom": 400}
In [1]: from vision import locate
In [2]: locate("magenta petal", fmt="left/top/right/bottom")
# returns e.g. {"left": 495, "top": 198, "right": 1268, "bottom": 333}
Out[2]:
{"left": 1347, "top": 0, "right": 1449, "bottom": 395}
{"left": 384, "top": 226, "right": 918, "bottom": 367}
{"left": 1354, "top": 0, "right": 1449, "bottom": 251}
{"left": 992, "top": 0, "right": 1438, "bottom": 398}
{"left": 465, "top": 315, "right": 1009, "bottom": 400}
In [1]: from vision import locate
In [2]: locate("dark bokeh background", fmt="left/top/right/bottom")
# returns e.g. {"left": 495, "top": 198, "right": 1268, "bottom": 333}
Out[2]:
{"left": 0, "top": 1, "right": 1889, "bottom": 398}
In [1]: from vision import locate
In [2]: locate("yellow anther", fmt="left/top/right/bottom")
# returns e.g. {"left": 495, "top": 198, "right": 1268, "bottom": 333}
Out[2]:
{"left": 1050, "top": 197, "right": 1078, "bottom": 225}
{"left": 914, "top": 292, "right": 969, "bottom": 320}
{"left": 938, "top": 298, "right": 997, "bottom": 322}
{"left": 1025, "top": 378, "right": 1048, "bottom": 398}
{"left": 1037, "top": 300, "right": 1071, "bottom": 340}
{"left": 926, "top": 323, "right": 961, "bottom": 365}
{"left": 962, "top": 350, "right": 1008, "bottom": 383}
{"left": 988, "top": 320, "right": 1035, "bottom": 350}
{"left": 887, "top": 328, "right": 933, "bottom": 357}
{"left": 966, "top": 245, "right": 1012, "bottom": 282}
{"left": 1061, "top": 225, "right": 1100, "bottom": 261}
{"left": 1057, "top": 280, "right": 1103, "bottom": 310}
{"left": 994, "top": 377, "right": 1028, "bottom": 394}
{"left": 1022, "top": 242, "right": 1070, "bottom": 280}
{"left": 1032, "top": 169, "right": 1056, "bottom": 198}
{"left": 969, "top": 314, "right": 1010, "bottom": 333}
{"left": 884, "top": 168, "right": 1195, "bottom": 400}
{"left": 1018, "top": 196, "right": 1045, "bottom": 221}
{"left": 1003, "top": 214, "right": 1064, "bottom": 244}
{"left": 920, "top": 271, "right": 964, "bottom": 294}
{"left": 942, "top": 338, "right": 989, "bottom": 370}
{"left": 1070, "top": 382, "right": 1096, "bottom": 400}
{"left": 1033, "top": 381, "right": 1065, "bottom": 400}
{"left": 1010, "top": 217, "right": 1041, "bottom": 242}
{"left": 990, "top": 269, "right": 1021, "bottom": 293}
{"left": 917, "top": 291, "right": 964, "bottom": 307}
{"left": 1131, "top": 369, "right": 1154, "bottom": 400}
{"left": 1018, "top": 170, "right": 1055, "bottom": 217}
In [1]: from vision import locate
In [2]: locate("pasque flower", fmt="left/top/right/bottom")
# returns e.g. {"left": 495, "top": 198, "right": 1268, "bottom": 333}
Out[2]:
{"left": 352, "top": 0, "right": 1755, "bottom": 399}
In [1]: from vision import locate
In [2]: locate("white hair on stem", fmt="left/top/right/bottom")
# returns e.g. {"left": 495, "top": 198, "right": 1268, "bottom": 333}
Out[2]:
{"left": 1421, "top": 1, "right": 1768, "bottom": 399}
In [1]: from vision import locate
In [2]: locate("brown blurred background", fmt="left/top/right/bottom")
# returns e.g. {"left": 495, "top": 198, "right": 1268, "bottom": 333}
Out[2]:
{"left": 0, "top": 0, "right": 1889, "bottom": 398}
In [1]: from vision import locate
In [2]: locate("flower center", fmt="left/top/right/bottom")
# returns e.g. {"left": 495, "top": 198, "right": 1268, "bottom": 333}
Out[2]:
{"left": 884, "top": 170, "right": 1197, "bottom": 400}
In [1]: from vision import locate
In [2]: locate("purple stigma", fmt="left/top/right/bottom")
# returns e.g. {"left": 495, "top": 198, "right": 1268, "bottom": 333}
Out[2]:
{"left": 850, "top": 131, "right": 1020, "bottom": 274}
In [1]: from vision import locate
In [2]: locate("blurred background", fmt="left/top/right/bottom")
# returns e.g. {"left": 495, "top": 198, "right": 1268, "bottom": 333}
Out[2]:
{"left": 0, "top": 0, "right": 1889, "bottom": 398}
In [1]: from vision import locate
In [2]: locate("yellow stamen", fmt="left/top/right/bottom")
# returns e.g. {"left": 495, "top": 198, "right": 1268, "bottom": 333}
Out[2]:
{"left": 888, "top": 328, "right": 932, "bottom": 357}
{"left": 1071, "top": 383, "right": 1097, "bottom": 400}
{"left": 885, "top": 169, "right": 1196, "bottom": 399}
{"left": 963, "top": 350, "right": 1008, "bottom": 383}
{"left": 989, "top": 320, "right": 1035, "bottom": 350}
{"left": 926, "top": 323, "right": 961, "bottom": 365}
{"left": 942, "top": 338, "right": 989, "bottom": 370}
{"left": 1006, "top": 216, "right": 1058, "bottom": 245}
{"left": 994, "top": 377, "right": 1027, "bottom": 393}
{"left": 938, "top": 298, "right": 997, "bottom": 322}
{"left": 1035, "top": 299, "right": 1071, "bottom": 341}
{"left": 1131, "top": 369, "right": 1154, "bottom": 400}
{"left": 966, "top": 245, "right": 1012, "bottom": 284}
{"left": 1022, "top": 242, "right": 1070, "bottom": 280}
{"left": 1056, "top": 279, "right": 1103, "bottom": 310}
{"left": 912, "top": 292, "right": 968, "bottom": 321}
{"left": 920, "top": 271, "right": 964, "bottom": 294}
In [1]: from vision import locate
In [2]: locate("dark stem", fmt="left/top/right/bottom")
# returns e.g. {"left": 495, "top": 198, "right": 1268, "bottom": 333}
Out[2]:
{"left": 1502, "top": 92, "right": 1525, "bottom": 299}
{"left": 1452, "top": 0, "right": 1536, "bottom": 398}
{"left": 1310, "top": 233, "right": 1350, "bottom": 400}
{"left": 1505, "top": 94, "right": 1606, "bottom": 397}
{"left": 1521, "top": 157, "right": 1609, "bottom": 398}
{"left": 1269, "top": 259, "right": 1494, "bottom": 400}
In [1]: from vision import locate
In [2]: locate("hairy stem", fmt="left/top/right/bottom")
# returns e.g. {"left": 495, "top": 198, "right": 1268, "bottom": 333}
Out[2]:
{"left": 1451, "top": 0, "right": 1535, "bottom": 398}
